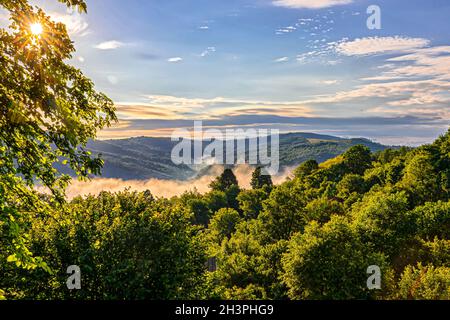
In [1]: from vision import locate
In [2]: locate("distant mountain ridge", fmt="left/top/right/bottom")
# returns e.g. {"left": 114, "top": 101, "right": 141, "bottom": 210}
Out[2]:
{"left": 57, "top": 132, "right": 391, "bottom": 180}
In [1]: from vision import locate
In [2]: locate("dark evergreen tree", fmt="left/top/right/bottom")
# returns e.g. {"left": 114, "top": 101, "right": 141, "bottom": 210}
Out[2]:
{"left": 250, "top": 167, "right": 273, "bottom": 190}
{"left": 209, "top": 169, "right": 241, "bottom": 210}
{"left": 210, "top": 168, "right": 239, "bottom": 192}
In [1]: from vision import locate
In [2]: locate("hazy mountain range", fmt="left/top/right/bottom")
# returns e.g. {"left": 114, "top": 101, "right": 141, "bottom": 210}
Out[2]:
{"left": 58, "top": 132, "right": 391, "bottom": 180}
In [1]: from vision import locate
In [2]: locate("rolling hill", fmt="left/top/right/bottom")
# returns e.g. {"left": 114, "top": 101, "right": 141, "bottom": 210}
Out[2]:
{"left": 57, "top": 132, "right": 391, "bottom": 180}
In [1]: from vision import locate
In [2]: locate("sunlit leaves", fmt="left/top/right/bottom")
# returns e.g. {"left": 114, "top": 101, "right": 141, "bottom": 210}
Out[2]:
{"left": 0, "top": 0, "right": 116, "bottom": 294}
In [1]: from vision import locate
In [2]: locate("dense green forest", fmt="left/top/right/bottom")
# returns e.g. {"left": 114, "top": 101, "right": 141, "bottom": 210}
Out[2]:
{"left": 2, "top": 132, "right": 450, "bottom": 299}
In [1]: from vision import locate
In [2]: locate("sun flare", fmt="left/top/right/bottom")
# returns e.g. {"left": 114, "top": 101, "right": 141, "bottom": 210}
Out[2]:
{"left": 30, "top": 22, "right": 43, "bottom": 36}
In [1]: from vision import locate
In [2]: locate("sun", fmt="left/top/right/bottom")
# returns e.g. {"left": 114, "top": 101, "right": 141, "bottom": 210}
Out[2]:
{"left": 30, "top": 23, "right": 43, "bottom": 36}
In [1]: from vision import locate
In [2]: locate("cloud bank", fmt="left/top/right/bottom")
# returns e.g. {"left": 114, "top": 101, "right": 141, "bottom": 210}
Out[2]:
{"left": 61, "top": 165, "right": 294, "bottom": 200}
{"left": 335, "top": 36, "right": 430, "bottom": 56}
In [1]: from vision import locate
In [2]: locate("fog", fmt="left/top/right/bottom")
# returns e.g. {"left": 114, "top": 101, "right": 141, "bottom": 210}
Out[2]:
{"left": 61, "top": 165, "right": 294, "bottom": 200}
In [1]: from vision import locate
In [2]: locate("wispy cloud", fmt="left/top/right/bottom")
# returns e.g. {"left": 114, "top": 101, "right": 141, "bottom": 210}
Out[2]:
{"left": 115, "top": 95, "right": 313, "bottom": 120}
{"left": 167, "top": 57, "right": 183, "bottom": 63}
{"left": 115, "top": 103, "right": 186, "bottom": 120}
{"left": 95, "top": 40, "right": 125, "bottom": 50}
{"left": 107, "top": 39, "right": 450, "bottom": 133}
{"left": 275, "top": 57, "right": 289, "bottom": 62}
{"left": 275, "top": 26, "right": 296, "bottom": 35}
{"left": 200, "top": 47, "right": 216, "bottom": 57}
{"left": 49, "top": 11, "right": 90, "bottom": 37}
{"left": 117, "top": 41, "right": 450, "bottom": 121}
{"left": 294, "top": 36, "right": 430, "bottom": 64}
{"left": 319, "top": 80, "right": 340, "bottom": 85}
{"left": 385, "top": 46, "right": 450, "bottom": 81}
{"left": 335, "top": 36, "right": 430, "bottom": 56}
{"left": 325, "top": 44, "right": 450, "bottom": 118}
{"left": 296, "top": 49, "right": 332, "bottom": 64}
{"left": 273, "top": 0, "right": 353, "bottom": 9}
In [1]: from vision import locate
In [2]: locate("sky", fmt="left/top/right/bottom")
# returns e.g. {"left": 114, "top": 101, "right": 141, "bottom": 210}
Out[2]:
{"left": 4, "top": 0, "right": 450, "bottom": 145}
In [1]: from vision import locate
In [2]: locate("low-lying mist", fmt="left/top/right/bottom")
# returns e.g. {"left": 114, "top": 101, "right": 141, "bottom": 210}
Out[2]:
{"left": 62, "top": 165, "right": 294, "bottom": 200}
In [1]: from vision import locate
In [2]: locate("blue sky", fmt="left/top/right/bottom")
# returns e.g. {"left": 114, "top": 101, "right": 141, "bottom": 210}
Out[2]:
{"left": 10, "top": 0, "right": 450, "bottom": 144}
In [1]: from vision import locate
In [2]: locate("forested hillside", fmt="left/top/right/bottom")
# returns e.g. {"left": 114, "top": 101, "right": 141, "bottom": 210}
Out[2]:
{"left": 2, "top": 130, "right": 449, "bottom": 300}
{"left": 56, "top": 133, "right": 389, "bottom": 180}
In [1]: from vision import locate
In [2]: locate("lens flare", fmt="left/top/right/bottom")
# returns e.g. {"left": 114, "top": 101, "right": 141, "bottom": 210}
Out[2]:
{"left": 30, "top": 23, "right": 43, "bottom": 36}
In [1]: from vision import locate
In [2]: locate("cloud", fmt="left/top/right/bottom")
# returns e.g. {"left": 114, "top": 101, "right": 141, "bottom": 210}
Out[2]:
{"left": 324, "top": 45, "right": 450, "bottom": 117}
{"left": 273, "top": 0, "right": 353, "bottom": 9}
{"left": 296, "top": 49, "right": 330, "bottom": 63}
{"left": 95, "top": 40, "right": 125, "bottom": 50}
{"left": 108, "top": 40, "right": 450, "bottom": 137}
{"left": 306, "top": 79, "right": 450, "bottom": 114}
{"left": 131, "top": 95, "right": 313, "bottom": 118}
{"left": 113, "top": 95, "right": 301, "bottom": 121}
{"left": 385, "top": 46, "right": 450, "bottom": 81}
{"left": 319, "top": 80, "right": 339, "bottom": 85}
{"left": 335, "top": 36, "right": 430, "bottom": 56}
{"left": 199, "top": 26, "right": 209, "bottom": 30}
{"left": 60, "top": 165, "right": 293, "bottom": 200}
{"left": 168, "top": 57, "right": 183, "bottom": 62}
{"left": 49, "top": 11, "right": 89, "bottom": 37}
{"left": 292, "top": 39, "right": 449, "bottom": 119}
{"left": 275, "top": 57, "right": 289, "bottom": 62}
{"left": 115, "top": 103, "right": 185, "bottom": 120}
{"left": 200, "top": 47, "right": 216, "bottom": 57}
{"left": 96, "top": 115, "right": 447, "bottom": 146}
{"left": 97, "top": 36, "right": 449, "bottom": 146}
{"left": 275, "top": 26, "right": 296, "bottom": 34}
